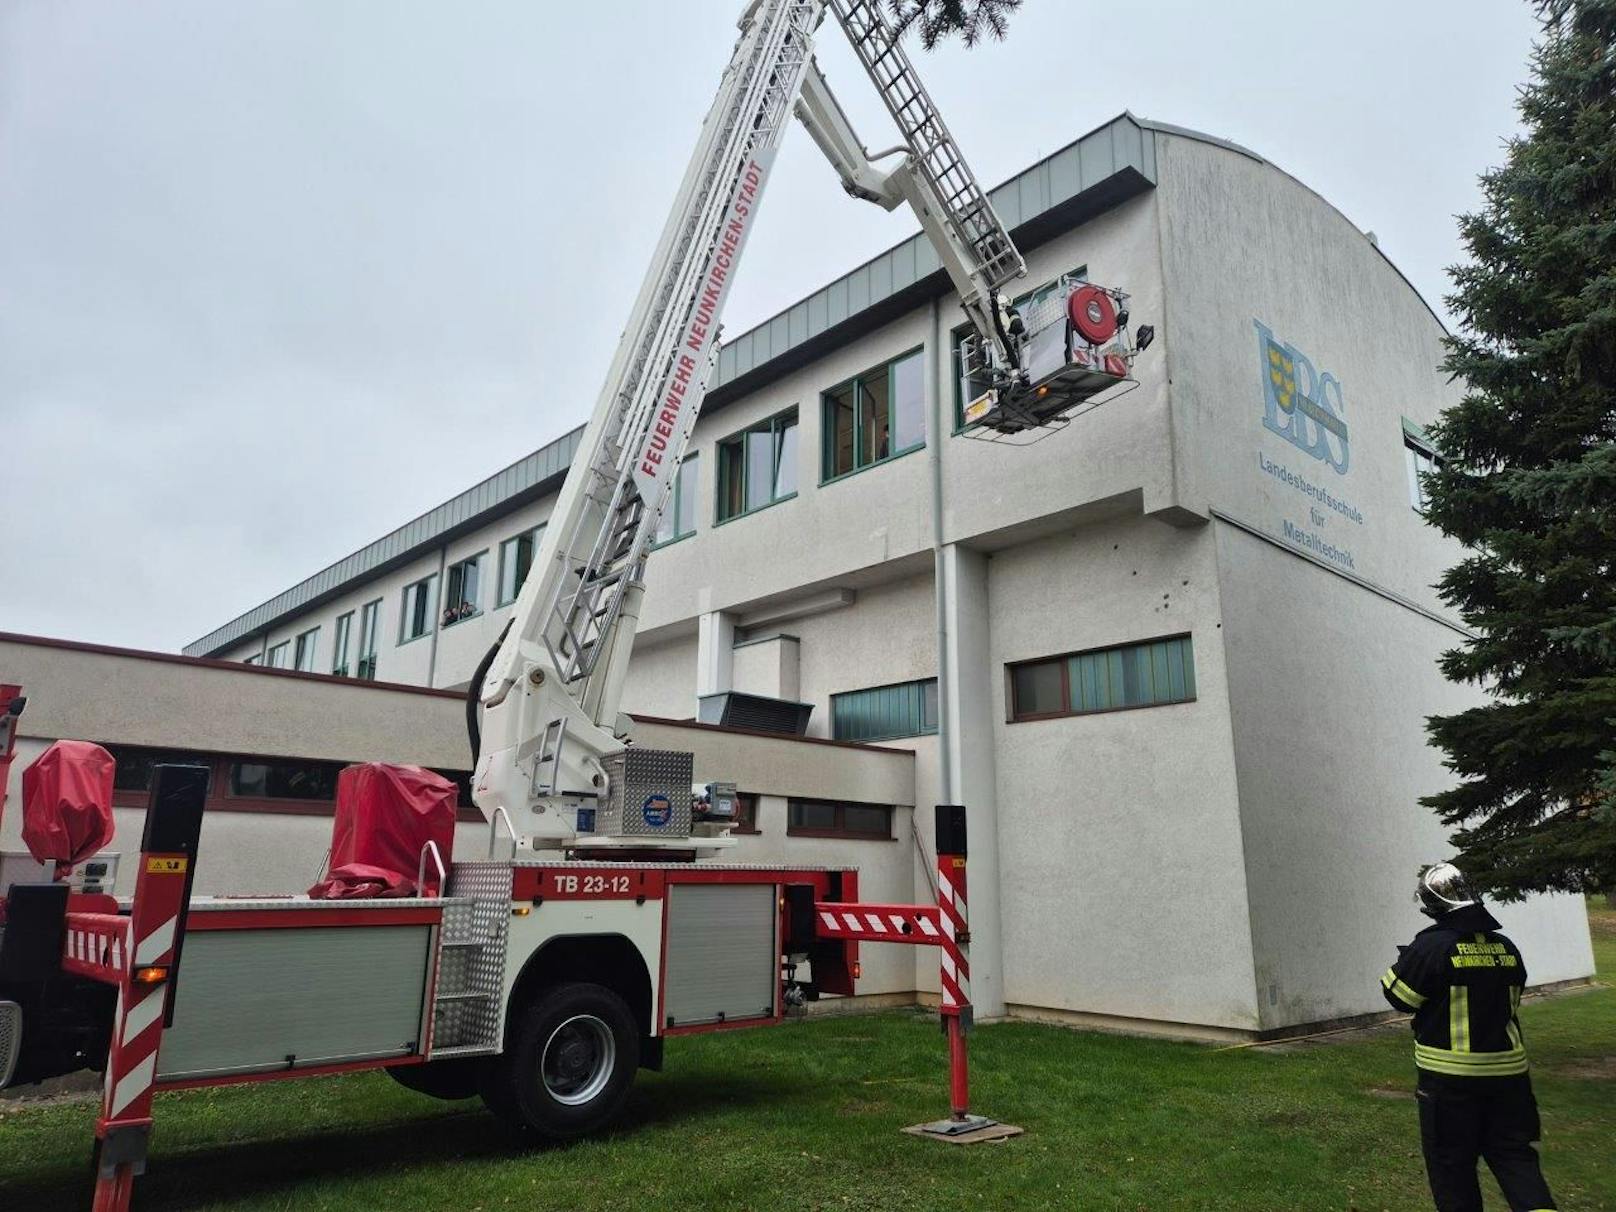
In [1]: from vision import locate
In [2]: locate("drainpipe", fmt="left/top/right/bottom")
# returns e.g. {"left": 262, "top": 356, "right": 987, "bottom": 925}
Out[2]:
{"left": 426, "top": 543, "right": 447, "bottom": 687}
{"left": 927, "top": 296, "right": 952, "bottom": 806}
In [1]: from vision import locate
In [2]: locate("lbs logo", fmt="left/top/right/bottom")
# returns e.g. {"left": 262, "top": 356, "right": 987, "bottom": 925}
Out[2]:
{"left": 1256, "top": 320, "right": 1349, "bottom": 475}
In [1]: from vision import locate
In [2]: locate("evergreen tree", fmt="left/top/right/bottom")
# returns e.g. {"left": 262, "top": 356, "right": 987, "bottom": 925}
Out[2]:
{"left": 1422, "top": 0, "right": 1616, "bottom": 898}
{"left": 887, "top": 0, "right": 1021, "bottom": 48}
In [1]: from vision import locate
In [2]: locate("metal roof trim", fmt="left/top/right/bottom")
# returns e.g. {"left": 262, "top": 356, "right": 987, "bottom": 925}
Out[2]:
{"left": 188, "top": 114, "right": 1161, "bottom": 657}
{"left": 183, "top": 426, "right": 584, "bottom": 655}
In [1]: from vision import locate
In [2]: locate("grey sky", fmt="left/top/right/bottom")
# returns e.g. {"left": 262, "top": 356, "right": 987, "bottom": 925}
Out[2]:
{"left": 0, "top": 1, "right": 1536, "bottom": 652}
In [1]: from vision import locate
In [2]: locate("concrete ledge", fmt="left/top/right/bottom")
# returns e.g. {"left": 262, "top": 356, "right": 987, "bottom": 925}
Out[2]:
{"left": 1004, "top": 1002, "right": 1257, "bottom": 1045}
{"left": 803, "top": 991, "right": 922, "bottom": 1018}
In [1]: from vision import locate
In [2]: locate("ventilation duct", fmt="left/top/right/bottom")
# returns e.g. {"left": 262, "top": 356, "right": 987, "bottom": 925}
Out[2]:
{"left": 697, "top": 692, "right": 814, "bottom": 736}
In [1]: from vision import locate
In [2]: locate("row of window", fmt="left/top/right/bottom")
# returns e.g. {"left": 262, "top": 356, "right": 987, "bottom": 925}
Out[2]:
{"left": 401, "top": 524, "right": 548, "bottom": 643}
{"left": 105, "top": 745, "right": 474, "bottom": 812}
{"left": 648, "top": 344, "right": 929, "bottom": 548}
{"left": 822, "top": 636, "right": 1198, "bottom": 741}
{"left": 250, "top": 597, "right": 382, "bottom": 679}
{"left": 106, "top": 746, "right": 896, "bottom": 841}
{"left": 249, "top": 524, "right": 549, "bottom": 670}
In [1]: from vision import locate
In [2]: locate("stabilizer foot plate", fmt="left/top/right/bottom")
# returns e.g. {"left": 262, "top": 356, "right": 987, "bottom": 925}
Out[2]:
{"left": 902, "top": 1115, "right": 1024, "bottom": 1145}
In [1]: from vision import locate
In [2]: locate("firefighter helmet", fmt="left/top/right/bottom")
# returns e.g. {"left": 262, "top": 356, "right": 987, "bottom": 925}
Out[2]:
{"left": 1417, "top": 861, "right": 1480, "bottom": 919}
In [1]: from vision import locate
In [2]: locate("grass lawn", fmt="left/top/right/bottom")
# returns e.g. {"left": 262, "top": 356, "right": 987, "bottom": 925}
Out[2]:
{"left": 3, "top": 907, "right": 1611, "bottom": 1212}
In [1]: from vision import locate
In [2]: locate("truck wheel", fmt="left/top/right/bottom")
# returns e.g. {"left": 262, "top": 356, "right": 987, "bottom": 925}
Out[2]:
{"left": 387, "top": 1057, "right": 486, "bottom": 1100}
{"left": 482, "top": 982, "right": 639, "bottom": 1140}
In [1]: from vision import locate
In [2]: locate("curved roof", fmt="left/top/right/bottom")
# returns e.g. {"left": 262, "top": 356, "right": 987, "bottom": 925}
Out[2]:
{"left": 187, "top": 111, "right": 1443, "bottom": 657}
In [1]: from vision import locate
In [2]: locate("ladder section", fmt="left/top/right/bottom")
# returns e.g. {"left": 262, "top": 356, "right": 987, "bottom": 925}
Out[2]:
{"left": 829, "top": 0, "right": 1023, "bottom": 292}
{"left": 538, "top": 0, "right": 823, "bottom": 694}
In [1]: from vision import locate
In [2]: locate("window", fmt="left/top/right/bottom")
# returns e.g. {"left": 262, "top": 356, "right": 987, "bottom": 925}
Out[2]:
{"left": 718, "top": 410, "right": 797, "bottom": 522}
{"left": 400, "top": 575, "right": 437, "bottom": 643}
{"left": 442, "top": 554, "right": 483, "bottom": 627}
{"left": 293, "top": 627, "right": 319, "bottom": 672}
{"left": 654, "top": 456, "right": 701, "bottom": 545}
{"left": 228, "top": 758, "right": 344, "bottom": 802}
{"left": 731, "top": 792, "right": 759, "bottom": 834}
{"left": 356, "top": 599, "right": 381, "bottom": 680}
{"left": 243, "top": 654, "right": 260, "bottom": 666}
{"left": 787, "top": 798, "right": 894, "bottom": 839}
{"left": 106, "top": 746, "right": 214, "bottom": 795}
{"left": 265, "top": 641, "right": 290, "bottom": 669}
{"left": 831, "top": 678, "right": 938, "bottom": 742}
{"left": 823, "top": 348, "right": 924, "bottom": 480}
{"left": 1009, "top": 635, "right": 1196, "bottom": 722}
{"left": 498, "top": 525, "right": 545, "bottom": 606}
{"left": 953, "top": 266, "right": 1086, "bottom": 429}
{"left": 1405, "top": 433, "right": 1441, "bottom": 512}
{"left": 331, "top": 612, "right": 353, "bottom": 677}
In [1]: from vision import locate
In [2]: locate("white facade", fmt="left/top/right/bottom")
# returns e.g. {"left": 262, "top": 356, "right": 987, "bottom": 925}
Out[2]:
{"left": 171, "top": 117, "right": 1594, "bottom": 1037}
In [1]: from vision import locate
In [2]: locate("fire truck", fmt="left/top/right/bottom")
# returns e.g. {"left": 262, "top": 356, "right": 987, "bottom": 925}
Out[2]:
{"left": 0, "top": 2, "right": 1148, "bottom": 1207}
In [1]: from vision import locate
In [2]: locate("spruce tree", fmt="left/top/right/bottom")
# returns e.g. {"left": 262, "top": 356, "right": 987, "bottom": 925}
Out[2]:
{"left": 887, "top": 0, "right": 1021, "bottom": 48}
{"left": 1421, "top": 0, "right": 1616, "bottom": 898}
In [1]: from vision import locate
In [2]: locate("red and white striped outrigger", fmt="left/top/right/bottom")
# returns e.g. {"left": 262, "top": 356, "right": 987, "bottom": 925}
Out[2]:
{"left": 813, "top": 804, "right": 991, "bottom": 1133}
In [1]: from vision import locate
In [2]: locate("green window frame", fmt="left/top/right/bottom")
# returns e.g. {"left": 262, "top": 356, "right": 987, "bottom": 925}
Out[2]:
{"left": 1009, "top": 634, "right": 1196, "bottom": 722}
{"left": 442, "top": 552, "right": 484, "bottom": 628}
{"left": 1402, "top": 421, "right": 1441, "bottom": 514}
{"left": 717, "top": 409, "right": 798, "bottom": 523}
{"left": 399, "top": 575, "right": 436, "bottom": 644}
{"left": 831, "top": 678, "right": 939, "bottom": 742}
{"left": 952, "top": 266, "right": 1086, "bottom": 430}
{"left": 292, "top": 626, "right": 319, "bottom": 673}
{"left": 497, "top": 525, "right": 545, "bottom": 607}
{"left": 822, "top": 346, "right": 926, "bottom": 481}
{"left": 654, "top": 454, "right": 701, "bottom": 546}
{"left": 356, "top": 599, "right": 381, "bottom": 680}
{"left": 331, "top": 611, "right": 353, "bottom": 677}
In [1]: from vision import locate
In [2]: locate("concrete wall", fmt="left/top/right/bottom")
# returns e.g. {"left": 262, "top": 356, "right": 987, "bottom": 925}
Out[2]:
{"left": 1214, "top": 525, "right": 1595, "bottom": 1029}
{"left": 1155, "top": 132, "right": 1462, "bottom": 613}
{"left": 987, "top": 514, "right": 1257, "bottom": 1031}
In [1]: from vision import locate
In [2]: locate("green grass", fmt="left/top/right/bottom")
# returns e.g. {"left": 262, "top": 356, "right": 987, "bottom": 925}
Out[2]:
{"left": 3, "top": 910, "right": 1612, "bottom": 1212}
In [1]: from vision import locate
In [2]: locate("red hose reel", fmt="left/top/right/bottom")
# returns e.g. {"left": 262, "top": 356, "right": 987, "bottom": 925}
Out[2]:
{"left": 1068, "top": 284, "right": 1119, "bottom": 345}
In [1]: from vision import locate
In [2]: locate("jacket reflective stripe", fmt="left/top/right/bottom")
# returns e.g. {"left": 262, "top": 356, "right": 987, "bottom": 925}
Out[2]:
{"left": 1449, "top": 986, "right": 1470, "bottom": 1052}
{"left": 1381, "top": 968, "right": 1425, "bottom": 1009}
{"left": 1414, "top": 1042, "right": 1528, "bottom": 1077}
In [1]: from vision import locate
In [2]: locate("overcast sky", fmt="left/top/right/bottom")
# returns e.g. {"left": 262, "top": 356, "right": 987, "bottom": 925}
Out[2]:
{"left": 0, "top": 0, "right": 1538, "bottom": 652}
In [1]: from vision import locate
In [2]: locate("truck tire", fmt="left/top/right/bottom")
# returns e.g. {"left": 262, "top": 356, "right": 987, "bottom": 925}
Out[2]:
{"left": 387, "top": 1056, "right": 486, "bottom": 1100}
{"left": 481, "top": 981, "right": 639, "bottom": 1140}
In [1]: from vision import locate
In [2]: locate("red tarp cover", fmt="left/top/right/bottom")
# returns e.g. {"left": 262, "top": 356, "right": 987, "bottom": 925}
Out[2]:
{"left": 309, "top": 763, "right": 457, "bottom": 899}
{"left": 21, "top": 740, "right": 116, "bottom": 872}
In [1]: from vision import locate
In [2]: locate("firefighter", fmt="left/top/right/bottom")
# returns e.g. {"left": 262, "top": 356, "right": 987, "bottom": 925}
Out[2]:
{"left": 1381, "top": 862, "right": 1557, "bottom": 1212}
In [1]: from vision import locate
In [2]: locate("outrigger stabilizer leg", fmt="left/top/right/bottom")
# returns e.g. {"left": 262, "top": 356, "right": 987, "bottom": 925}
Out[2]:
{"left": 813, "top": 804, "right": 1022, "bottom": 1144}
{"left": 91, "top": 763, "right": 208, "bottom": 1212}
{"left": 905, "top": 804, "right": 1020, "bottom": 1143}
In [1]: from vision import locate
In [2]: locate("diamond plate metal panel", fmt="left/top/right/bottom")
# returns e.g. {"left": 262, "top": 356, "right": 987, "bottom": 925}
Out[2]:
{"left": 431, "top": 862, "right": 513, "bottom": 1055}
{"left": 596, "top": 749, "right": 693, "bottom": 839}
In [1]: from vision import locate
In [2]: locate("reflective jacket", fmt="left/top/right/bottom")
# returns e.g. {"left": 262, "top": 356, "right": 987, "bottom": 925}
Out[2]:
{"left": 1381, "top": 904, "right": 1529, "bottom": 1078}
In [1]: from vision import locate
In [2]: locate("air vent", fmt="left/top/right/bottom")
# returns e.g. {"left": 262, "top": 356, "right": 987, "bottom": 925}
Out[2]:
{"left": 697, "top": 693, "right": 814, "bottom": 736}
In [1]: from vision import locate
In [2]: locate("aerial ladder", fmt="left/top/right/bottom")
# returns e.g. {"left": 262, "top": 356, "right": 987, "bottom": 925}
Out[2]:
{"left": 471, "top": 0, "right": 1147, "bottom": 851}
{"left": 0, "top": 6, "right": 1146, "bottom": 1205}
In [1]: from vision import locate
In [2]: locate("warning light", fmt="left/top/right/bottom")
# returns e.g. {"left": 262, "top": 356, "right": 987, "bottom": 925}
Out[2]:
{"left": 852, "top": 960, "right": 862, "bottom": 980}
{"left": 1036, "top": 385, "right": 1049, "bottom": 397}
{"left": 132, "top": 966, "right": 169, "bottom": 985}
{"left": 511, "top": 906, "right": 532, "bottom": 917}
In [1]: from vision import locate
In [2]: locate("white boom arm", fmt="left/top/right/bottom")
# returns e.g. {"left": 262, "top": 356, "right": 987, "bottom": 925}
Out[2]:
{"left": 472, "top": 0, "right": 1033, "bottom": 846}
